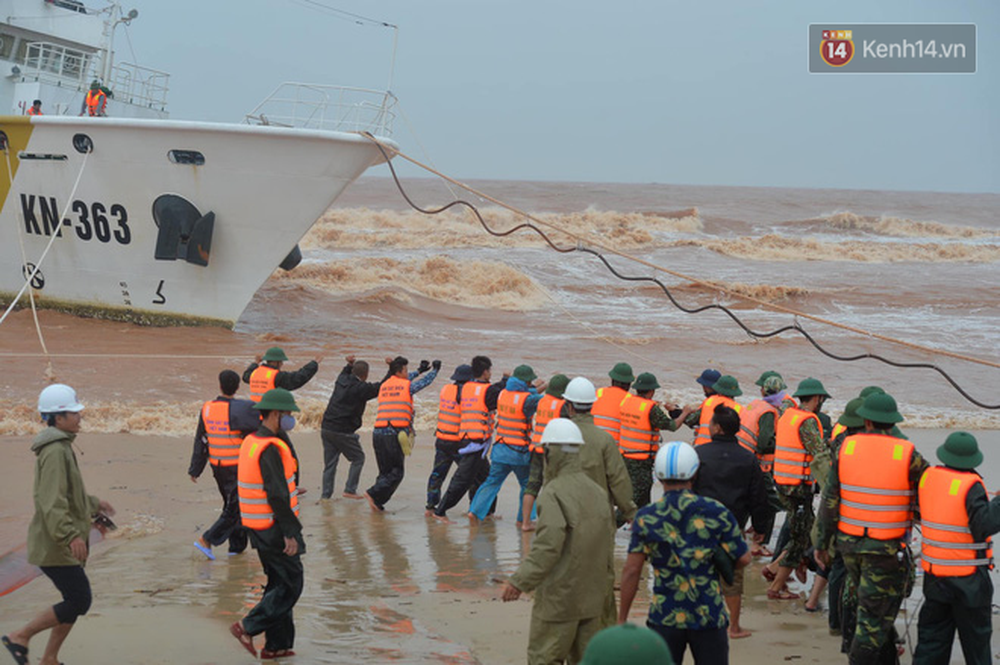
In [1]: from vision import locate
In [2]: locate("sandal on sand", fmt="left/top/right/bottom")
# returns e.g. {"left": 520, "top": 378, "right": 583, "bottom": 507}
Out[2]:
{"left": 805, "top": 604, "right": 821, "bottom": 613}
{"left": 2, "top": 636, "right": 28, "bottom": 665}
{"left": 760, "top": 567, "right": 776, "bottom": 583}
{"left": 230, "top": 621, "right": 257, "bottom": 657}
{"left": 767, "top": 589, "right": 800, "bottom": 600}
{"left": 193, "top": 540, "right": 215, "bottom": 561}
{"left": 261, "top": 649, "right": 296, "bottom": 659}
{"left": 750, "top": 545, "right": 774, "bottom": 557}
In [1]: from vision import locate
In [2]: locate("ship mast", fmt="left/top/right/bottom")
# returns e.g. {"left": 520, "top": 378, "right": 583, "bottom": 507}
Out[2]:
{"left": 100, "top": 2, "right": 138, "bottom": 84}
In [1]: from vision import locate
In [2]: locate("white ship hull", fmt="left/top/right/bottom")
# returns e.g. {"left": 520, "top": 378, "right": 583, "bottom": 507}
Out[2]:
{"left": 0, "top": 116, "right": 394, "bottom": 327}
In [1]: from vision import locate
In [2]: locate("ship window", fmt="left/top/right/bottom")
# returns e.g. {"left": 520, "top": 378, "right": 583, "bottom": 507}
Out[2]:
{"left": 168, "top": 150, "right": 205, "bottom": 166}
{"left": 72, "top": 134, "right": 93, "bottom": 154}
{"left": 0, "top": 32, "right": 14, "bottom": 60}
{"left": 18, "top": 153, "right": 68, "bottom": 161}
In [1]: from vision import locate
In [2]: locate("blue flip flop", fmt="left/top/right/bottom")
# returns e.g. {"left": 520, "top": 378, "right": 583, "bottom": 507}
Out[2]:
{"left": 2, "top": 635, "right": 29, "bottom": 665}
{"left": 192, "top": 540, "right": 215, "bottom": 561}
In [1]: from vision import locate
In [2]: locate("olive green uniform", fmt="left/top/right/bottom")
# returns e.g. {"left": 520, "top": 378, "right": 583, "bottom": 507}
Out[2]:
{"left": 777, "top": 417, "right": 828, "bottom": 569}
{"left": 622, "top": 404, "right": 681, "bottom": 512}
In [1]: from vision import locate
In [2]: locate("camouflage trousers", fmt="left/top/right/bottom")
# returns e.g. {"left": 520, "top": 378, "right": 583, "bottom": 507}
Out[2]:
{"left": 624, "top": 457, "right": 654, "bottom": 509}
{"left": 778, "top": 494, "right": 814, "bottom": 569}
{"left": 841, "top": 551, "right": 907, "bottom": 664}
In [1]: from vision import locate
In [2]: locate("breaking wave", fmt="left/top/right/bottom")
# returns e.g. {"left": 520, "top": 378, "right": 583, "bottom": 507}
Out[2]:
{"left": 672, "top": 235, "right": 1000, "bottom": 263}
{"left": 301, "top": 206, "right": 702, "bottom": 250}
{"left": 820, "top": 212, "right": 999, "bottom": 239}
{"left": 272, "top": 256, "right": 548, "bottom": 310}
{"left": 673, "top": 281, "right": 811, "bottom": 303}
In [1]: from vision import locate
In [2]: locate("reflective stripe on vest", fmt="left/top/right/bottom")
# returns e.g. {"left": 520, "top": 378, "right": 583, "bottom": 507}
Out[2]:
{"left": 249, "top": 366, "right": 278, "bottom": 402}
{"left": 374, "top": 376, "right": 414, "bottom": 429}
{"left": 238, "top": 434, "right": 299, "bottom": 530}
{"left": 202, "top": 399, "right": 242, "bottom": 467}
{"left": 618, "top": 394, "right": 660, "bottom": 460}
{"left": 530, "top": 395, "right": 565, "bottom": 454}
{"left": 837, "top": 433, "right": 915, "bottom": 540}
{"left": 459, "top": 382, "right": 493, "bottom": 440}
{"left": 738, "top": 398, "right": 778, "bottom": 472}
{"left": 694, "top": 394, "right": 742, "bottom": 446}
{"left": 919, "top": 466, "right": 993, "bottom": 576}
{"left": 773, "top": 407, "right": 820, "bottom": 486}
{"left": 592, "top": 386, "right": 629, "bottom": 444}
{"left": 435, "top": 384, "right": 462, "bottom": 442}
{"left": 495, "top": 389, "right": 531, "bottom": 447}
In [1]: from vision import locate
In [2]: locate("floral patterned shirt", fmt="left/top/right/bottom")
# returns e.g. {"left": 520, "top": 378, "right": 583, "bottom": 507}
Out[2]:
{"left": 629, "top": 488, "right": 748, "bottom": 630}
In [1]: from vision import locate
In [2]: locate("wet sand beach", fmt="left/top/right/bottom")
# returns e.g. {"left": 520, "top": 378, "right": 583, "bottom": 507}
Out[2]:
{"left": 1, "top": 426, "right": 996, "bottom": 664}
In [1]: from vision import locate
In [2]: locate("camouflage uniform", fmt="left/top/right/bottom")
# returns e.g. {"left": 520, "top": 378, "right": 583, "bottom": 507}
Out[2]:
{"left": 776, "top": 417, "right": 828, "bottom": 569}
{"left": 621, "top": 404, "right": 680, "bottom": 516}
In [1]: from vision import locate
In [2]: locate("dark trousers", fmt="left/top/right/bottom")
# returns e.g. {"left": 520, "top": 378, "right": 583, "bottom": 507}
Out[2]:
{"left": 40, "top": 565, "right": 91, "bottom": 624}
{"left": 913, "top": 595, "right": 992, "bottom": 665}
{"left": 243, "top": 541, "right": 304, "bottom": 653}
{"left": 426, "top": 440, "right": 462, "bottom": 509}
{"left": 367, "top": 432, "right": 405, "bottom": 508}
{"left": 524, "top": 450, "right": 545, "bottom": 497}
{"left": 434, "top": 450, "right": 487, "bottom": 517}
{"left": 321, "top": 429, "right": 366, "bottom": 497}
{"left": 203, "top": 463, "right": 247, "bottom": 553}
{"left": 828, "top": 552, "right": 847, "bottom": 632}
{"left": 648, "top": 623, "right": 729, "bottom": 665}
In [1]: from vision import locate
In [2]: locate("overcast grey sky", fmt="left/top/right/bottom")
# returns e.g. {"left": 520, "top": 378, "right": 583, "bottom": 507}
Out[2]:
{"left": 120, "top": 0, "right": 997, "bottom": 193}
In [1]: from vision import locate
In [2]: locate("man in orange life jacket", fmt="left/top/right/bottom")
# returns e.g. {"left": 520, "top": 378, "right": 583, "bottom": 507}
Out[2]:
{"left": 683, "top": 368, "right": 720, "bottom": 436}
{"left": 82, "top": 81, "right": 107, "bottom": 117}
{"left": 688, "top": 373, "right": 742, "bottom": 446}
{"left": 230, "top": 389, "right": 305, "bottom": 660}
{"left": 188, "top": 370, "right": 261, "bottom": 559}
{"left": 619, "top": 372, "right": 690, "bottom": 514}
{"left": 468, "top": 365, "right": 547, "bottom": 525}
{"left": 766, "top": 377, "right": 831, "bottom": 601}
{"left": 913, "top": 432, "right": 1000, "bottom": 665}
{"left": 814, "top": 392, "right": 928, "bottom": 665}
{"left": 364, "top": 356, "right": 439, "bottom": 512}
{"left": 743, "top": 373, "right": 787, "bottom": 556}
{"left": 26, "top": 99, "right": 42, "bottom": 116}
{"left": 591, "top": 362, "right": 635, "bottom": 445}
{"left": 520, "top": 373, "right": 569, "bottom": 532}
{"left": 425, "top": 364, "right": 473, "bottom": 513}
{"left": 243, "top": 347, "right": 321, "bottom": 403}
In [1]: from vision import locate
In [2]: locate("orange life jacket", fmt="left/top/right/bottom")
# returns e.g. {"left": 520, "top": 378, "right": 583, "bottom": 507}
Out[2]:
{"left": 694, "top": 394, "right": 742, "bottom": 446}
{"left": 530, "top": 395, "right": 565, "bottom": 454}
{"left": 202, "top": 399, "right": 242, "bottom": 467}
{"left": 592, "top": 386, "right": 629, "bottom": 444}
{"left": 738, "top": 398, "right": 778, "bottom": 472}
{"left": 86, "top": 89, "right": 106, "bottom": 116}
{"left": 919, "top": 466, "right": 993, "bottom": 576}
{"left": 773, "top": 407, "right": 821, "bottom": 486}
{"left": 495, "top": 390, "right": 531, "bottom": 448}
{"left": 618, "top": 394, "right": 661, "bottom": 460}
{"left": 435, "top": 383, "right": 462, "bottom": 442}
{"left": 249, "top": 365, "right": 278, "bottom": 402}
{"left": 459, "top": 382, "right": 493, "bottom": 441}
{"left": 238, "top": 434, "right": 299, "bottom": 531}
{"left": 831, "top": 423, "right": 847, "bottom": 441}
{"left": 837, "top": 433, "right": 915, "bottom": 540}
{"left": 27, "top": 106, "right": 42, "bottom": 116}
{"left": 374, "top": 375, "right": 413, "bottom": 429}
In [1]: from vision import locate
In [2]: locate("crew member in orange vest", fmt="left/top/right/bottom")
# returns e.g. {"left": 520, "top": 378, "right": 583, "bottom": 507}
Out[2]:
{"left": 425, "top": 364, "right": 472, "bottom": 513}
{"left": 520, "top": 373, "right": 568, "bottom": 532}
{"left": 26, "top": 99, "right": 42, "bottom": 116}
{"left": 365, "top": 355, "right": 439, "bottom": 512}
{"left": 468, "top": 364, "right": 547, "bottom": 525}
{"left": 230, "top": 388, "right": 305, "bottom": 660}
{"left": 690, "top": 374, "right": 742, "bottom": 446}
{"left": 913, "top": 432, "right": 1000, "bottom": 665}
{"left": 189, "top": 369, "right": 260, "bottom": 559}
{"left": 591, "top": 362, "right": 635, "bottom": 445}
{"left": 83, "top": 81, "right": 107, "bottom": 117}
{"left": 814, "top": 392, "right": 928, "bottom": 664}
{"left": 683, "top": 368, "right": 719, "bottom": 434}
{"left": 243, "top": 346, "right": 321, "bottom": 403}
{"left": 619, "top": 372, "right": 690, "bottom": 512}
{"left": 765, "top": 377, "right": 831, "bottom": 600}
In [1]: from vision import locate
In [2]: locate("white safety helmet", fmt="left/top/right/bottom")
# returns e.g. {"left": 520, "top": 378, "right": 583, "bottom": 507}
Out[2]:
{"left": 653, "top": 441, "right": 700, "bottom": 481}
{"left": 38, "top": 384, "right": 84, "bottom": 415}
{"left": 540, "top": 418, "right": 585, "bottom": 448}
{"left": 562, "top": 377, "right": 597, "bottom": 405}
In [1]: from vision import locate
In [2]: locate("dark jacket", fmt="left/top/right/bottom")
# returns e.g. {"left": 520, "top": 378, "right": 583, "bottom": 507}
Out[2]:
{"left": 321, "top": 363, "right": 388, "bottom": 433}
{"left": 242, "top": 360, "right": 318, "bottom": 391}
{"left": 249, "top": 426, "right": 306, "bottom": 554}
{"left": 692, "top": 433, "right": 772, "bottom": 533}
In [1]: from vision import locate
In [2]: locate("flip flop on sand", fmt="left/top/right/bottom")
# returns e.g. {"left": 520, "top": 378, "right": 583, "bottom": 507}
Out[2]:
{"left": 230, "top": 621, "right": 257, "bottom": 657}
{"left": 192, "top": 540, "right": 215, "bottom": 561}
{"left": 767, "top": 589, "right": 800, "bottom": 600}
{"left": 750, "top": 545, "right": 773, "bottom": 557}
{"left": 760, "top": 567, "right": 776, "bottom": 583}
{"left": 261, "top": 649, "right": 296, "bottom": 659}
{"left": 2, "top": 636, "right": 28, "bottom": 665}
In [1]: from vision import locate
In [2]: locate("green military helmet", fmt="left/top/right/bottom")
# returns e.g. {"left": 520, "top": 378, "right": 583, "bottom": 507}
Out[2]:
{"left": 854, "top": 392, "right": 903, "bottom": 424}
{"left": 858, "top": 385, "right": 885, "bottom": 399}
{"left": 792, "top": 377, "right": 830, "bottom": 399}
{"left": 581, "top": 623, "right": 674, "bottom": 665}
{"left": 253, "top": 388, "right": 300, "bottom": 412}
{"left": 936, "top": 431, "right": 982, "bottom": 470}
{"left": 608, "top": 362, "right": 635, "bottom": 384}
{"left": 513, "top": 364, "right": 537, "bottom": 382}
{"left": 546, "top": 373, "right": 569, "bottom": 397}
{"left": 762, "top": 375, "right": 787, "bottom": 395}
{"left": 262, "top": 346, "right": 289, "bottom": 362}
{"left": 755, "top": 370, "right": 781, "bottom": 387}
{"left": 711, "top": 374, "right": 742, "bottom": 397}
{"left": 632, "top": 372, "right": 660, "bottom": 392}
{"left": 837, "top": 397, "right": 865, "bottom": 428}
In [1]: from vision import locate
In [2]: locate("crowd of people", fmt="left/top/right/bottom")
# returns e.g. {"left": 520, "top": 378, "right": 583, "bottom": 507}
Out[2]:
{"left": 5, "top": 347, "right": 998, "bottom": 665}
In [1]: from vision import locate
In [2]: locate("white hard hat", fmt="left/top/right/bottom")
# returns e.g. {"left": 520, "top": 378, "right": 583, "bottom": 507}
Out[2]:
{"left": 38, "top": 384, "right": 84, "bottom": 414}
{"left": 540, "top": 418, "right": 585, "bottom": 447}
{"left": 562, "top": 377, "right": 597, "bottom": 405}
{"left": 653, "top": 441, "right": 700, "bottom": 481}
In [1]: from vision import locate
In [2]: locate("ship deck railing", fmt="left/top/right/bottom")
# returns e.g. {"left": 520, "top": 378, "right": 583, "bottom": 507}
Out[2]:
{"left": 243, "top": 83, "right": 397, "bottom": 137}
